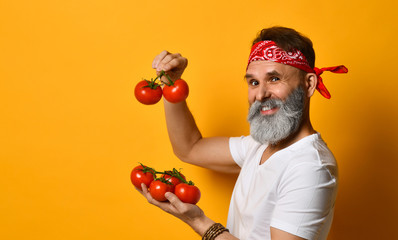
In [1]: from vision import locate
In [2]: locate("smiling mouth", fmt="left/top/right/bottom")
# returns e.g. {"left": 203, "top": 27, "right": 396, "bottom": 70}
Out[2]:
{"left": 260, "top": 106, "right": 279, "bottom": 115}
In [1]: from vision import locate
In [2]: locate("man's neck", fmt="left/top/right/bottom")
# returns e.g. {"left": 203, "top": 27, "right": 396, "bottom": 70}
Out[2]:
{"left": 260, "top": 118, "right": 315, "bottom": 165}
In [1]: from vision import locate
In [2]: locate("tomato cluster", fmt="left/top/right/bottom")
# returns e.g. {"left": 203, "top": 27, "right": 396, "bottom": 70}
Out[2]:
{"left": 131, "top": 163, "right": 201, "bottom": 205}
{"left": 134, "top": 71, "right": 189, "bottom": 105}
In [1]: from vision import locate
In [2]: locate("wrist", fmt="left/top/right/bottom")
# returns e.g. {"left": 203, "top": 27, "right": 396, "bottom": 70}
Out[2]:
{"left": 187, "top": 214, "right": 215, "bottom": 236}
{"left": 202, "top": 222, "right": 230, "bottom": 240}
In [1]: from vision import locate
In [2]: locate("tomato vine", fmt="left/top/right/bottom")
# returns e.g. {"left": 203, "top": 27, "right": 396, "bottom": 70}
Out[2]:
{"left": 131, "top": 163, "right": 200, "bottom": 204}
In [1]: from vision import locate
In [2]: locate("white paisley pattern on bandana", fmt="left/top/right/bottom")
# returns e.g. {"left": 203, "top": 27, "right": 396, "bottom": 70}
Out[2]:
{"left": 247, "top": 40, "right": 313, "bottom": 73}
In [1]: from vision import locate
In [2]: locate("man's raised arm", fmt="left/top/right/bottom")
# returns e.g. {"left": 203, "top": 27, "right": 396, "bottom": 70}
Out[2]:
{"left": 153, "top": 50, "right": 239, "bottom": 173}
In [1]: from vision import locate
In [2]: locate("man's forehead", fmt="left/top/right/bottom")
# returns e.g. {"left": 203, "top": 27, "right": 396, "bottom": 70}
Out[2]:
{"left": 246, "top": 60, "right": 300, "bottom": 76}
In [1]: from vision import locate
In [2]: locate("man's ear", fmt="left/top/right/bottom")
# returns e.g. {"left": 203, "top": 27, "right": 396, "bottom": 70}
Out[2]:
{"left": 305, "top": 73, "right": 318, "bottom": 97}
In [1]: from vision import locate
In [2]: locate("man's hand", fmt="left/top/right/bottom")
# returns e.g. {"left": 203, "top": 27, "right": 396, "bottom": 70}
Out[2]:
{"left": 139, "top": 183, "right": 204, "bottom": 224}
{"left": 137, "top": 183, "right": 215, "bottom": 236}
{"left": 152, "top": 50, "right": 188, "bottom": 85}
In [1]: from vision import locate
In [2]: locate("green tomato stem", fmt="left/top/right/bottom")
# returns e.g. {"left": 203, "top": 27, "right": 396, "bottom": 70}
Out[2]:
{"left": 172, "top": 168, "right": 188, "bottom": 184}
{"left": 158, "top": 70, "right": 174, "bottom": 86}
{"left": 187, "top": 180, "right": 195, "bottom": 186}
{"left": 137, "top": 163, "right": 191, "bottom": 185}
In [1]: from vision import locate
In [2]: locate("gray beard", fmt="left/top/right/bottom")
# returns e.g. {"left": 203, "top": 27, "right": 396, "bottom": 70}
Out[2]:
{"left": 247, "top": 87, "right": 305, "bottom": 145}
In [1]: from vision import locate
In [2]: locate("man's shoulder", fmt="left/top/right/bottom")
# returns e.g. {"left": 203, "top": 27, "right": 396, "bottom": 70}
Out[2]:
{"left": 284, "top": 133, "right": 338, "bottom": 179}
{"left": 284, "top": 133, "right": 336, "bottom": 166}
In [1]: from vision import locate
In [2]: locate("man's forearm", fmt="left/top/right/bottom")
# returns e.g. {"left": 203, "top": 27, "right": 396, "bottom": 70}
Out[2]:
{"left": 163, "top": 99, "right": 202, "bottom": 161}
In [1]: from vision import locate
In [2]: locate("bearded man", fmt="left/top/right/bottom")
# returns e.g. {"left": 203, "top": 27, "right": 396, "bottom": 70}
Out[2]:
{"left": 136, "top": 26, "right": 348, "bottom": 240}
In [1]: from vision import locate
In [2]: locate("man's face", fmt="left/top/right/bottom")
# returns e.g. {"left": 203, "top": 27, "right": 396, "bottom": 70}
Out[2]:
{"left": 245, "top": 61, "right": 304, "bottom": 106}
{"left": 245, "top": 61, "right": 306, "bottom": 145}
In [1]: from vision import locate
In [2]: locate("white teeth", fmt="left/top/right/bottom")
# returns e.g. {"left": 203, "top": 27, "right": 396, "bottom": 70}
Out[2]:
{"left": 262, "top": 106, "right": 271, "bottom": 111}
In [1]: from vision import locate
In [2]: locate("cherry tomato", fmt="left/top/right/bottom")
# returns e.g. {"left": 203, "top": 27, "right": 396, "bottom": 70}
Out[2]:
{"left": 149, "top": 179, "right": 173, "bottom": 202}
{"left": 130, "top": 165, "right": 155, "bottom": 190}
{"left": 175, "top": 183, "right": 201, "bottom": 204}
{"left": 161, "top": 171, "right": 186, "bottom": 192}
{"left": 162, "top": 79, "right": 189, "bottom": 103}
{"left": 134, "top": 80, "right": 162, "bottom": 105}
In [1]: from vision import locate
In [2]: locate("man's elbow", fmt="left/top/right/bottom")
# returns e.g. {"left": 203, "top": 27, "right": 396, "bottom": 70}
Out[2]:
{"left": 171, "top": 137, "right": 202, "bottom": 164}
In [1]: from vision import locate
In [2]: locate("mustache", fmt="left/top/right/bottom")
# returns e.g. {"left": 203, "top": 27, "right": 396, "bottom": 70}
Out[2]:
{"left": 247, "top": 98, "right": 283, "bottom": 121}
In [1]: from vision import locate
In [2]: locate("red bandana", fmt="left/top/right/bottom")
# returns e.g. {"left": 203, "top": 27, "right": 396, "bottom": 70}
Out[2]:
{"left": 247, "top": 40, "right": 348, "bottom": 99}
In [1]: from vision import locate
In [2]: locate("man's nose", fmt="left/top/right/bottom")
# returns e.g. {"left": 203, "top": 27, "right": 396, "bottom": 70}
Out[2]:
{"left": 255, "top": 84, "right": 270, "bottom": 102}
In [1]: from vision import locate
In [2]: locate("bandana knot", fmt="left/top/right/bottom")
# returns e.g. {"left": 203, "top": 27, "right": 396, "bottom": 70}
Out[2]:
{"left": 313, "top": 66, "right": 349, "bottom": 99}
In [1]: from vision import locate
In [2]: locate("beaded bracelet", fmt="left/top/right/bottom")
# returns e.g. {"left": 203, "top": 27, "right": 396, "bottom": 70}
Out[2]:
{"left": 202, "top": 223, "right": 229, "bottom": 240}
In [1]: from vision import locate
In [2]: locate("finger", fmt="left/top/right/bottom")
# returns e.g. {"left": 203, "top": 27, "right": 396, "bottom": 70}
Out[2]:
{"left": 141, "top": 183, "right": 150, "bottom": 196}
{"left": 165, "top": 192, "right": 186, "bottom": 210}
{"left": 157, "top": 53, "right": 185, "bottom": 72}
{"left": 156, "top": 53, "right": 175, "bottom": 72}
{"left": 141, "top": 183, "right": 168, "bottom": 208}
{"left": 164, "top": 57, "right": 186, "bottom": 73}
{"left": 141, "top": 183, "right": 153, "bottom": 200}
{"left": 152, "top": 50, "right": 169, "bottom": 69}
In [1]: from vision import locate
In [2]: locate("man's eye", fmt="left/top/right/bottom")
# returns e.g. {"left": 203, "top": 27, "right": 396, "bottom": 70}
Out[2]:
{"left": 270, "top": 77, "right": 280, "bottom": 82}
{"left": 249, "top": 80, "right": 259, "bottom": 86}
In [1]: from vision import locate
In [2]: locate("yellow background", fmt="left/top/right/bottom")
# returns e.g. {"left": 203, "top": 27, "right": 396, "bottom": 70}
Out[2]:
{"left": 1, "top": 0, "right": 397, "bottom": 239}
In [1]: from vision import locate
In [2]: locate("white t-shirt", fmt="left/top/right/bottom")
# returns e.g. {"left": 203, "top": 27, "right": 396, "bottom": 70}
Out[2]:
{"left": 227, "top": 133, "right": 338, "bottom": 240}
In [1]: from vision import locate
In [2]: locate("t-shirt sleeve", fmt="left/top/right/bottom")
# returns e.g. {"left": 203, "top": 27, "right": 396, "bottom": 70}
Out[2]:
{"left": 270, "top": 163, "right": 338, "bottom": 239}
{"left": 229, "top": 136, "right": 250, "bottom": 168}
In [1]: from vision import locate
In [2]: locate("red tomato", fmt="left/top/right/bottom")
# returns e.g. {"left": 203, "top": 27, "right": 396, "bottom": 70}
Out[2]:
{"left": 161, "top": 171, "right": 186, "bottom": 192}
{"left": 134, "top": 80, "right": 162, "bottom": 105}
{"left": 162, "top": 79, "right": 189, "bottom": 103}
{"left": 149, "top": 180, "right": 173, "bottom": 202}
{"left": 130, "top": 165, "right": 155, "bottom": 190}
{"left": 175, "top": 183, "right": 201, "bottom": 204}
